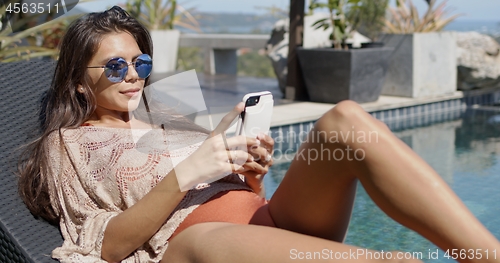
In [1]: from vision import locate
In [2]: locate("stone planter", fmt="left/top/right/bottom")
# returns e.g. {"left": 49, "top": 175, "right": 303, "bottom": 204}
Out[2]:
{"left": 296, "top": 47, "right": 393, "bottom": 104}
{"left": 380, "top": 32, "right": 457, "bottom": 98}
{"left": 150, "top": 29, "right": 180, "bottom": 74}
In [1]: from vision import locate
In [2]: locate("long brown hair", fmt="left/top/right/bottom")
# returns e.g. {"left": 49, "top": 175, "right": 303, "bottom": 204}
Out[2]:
{"left": 17, "top": 6, "right": 154, "bottom": 223}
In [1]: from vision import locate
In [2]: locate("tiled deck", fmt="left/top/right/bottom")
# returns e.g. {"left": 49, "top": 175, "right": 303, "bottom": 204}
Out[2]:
{"left": 150, "top": 72, "right": 500, "bottom": 134}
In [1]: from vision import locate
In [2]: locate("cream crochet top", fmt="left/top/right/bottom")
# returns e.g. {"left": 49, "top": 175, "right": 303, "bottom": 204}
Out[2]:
{"left": 46, "top": 126, "right": 251, "bottom": 262}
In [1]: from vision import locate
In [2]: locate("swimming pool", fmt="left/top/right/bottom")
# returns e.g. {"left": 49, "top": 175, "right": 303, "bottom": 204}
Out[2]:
{"left": 263, "top": 107, "right": 500, "bottom": 262}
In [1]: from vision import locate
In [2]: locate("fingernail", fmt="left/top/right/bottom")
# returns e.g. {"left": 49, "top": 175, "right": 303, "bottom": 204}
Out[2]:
{"left": 255, "top": 139, "right": 261, "bottom": 146}
{"left": 250, "top": 156, "right": 254, "bottom": 162}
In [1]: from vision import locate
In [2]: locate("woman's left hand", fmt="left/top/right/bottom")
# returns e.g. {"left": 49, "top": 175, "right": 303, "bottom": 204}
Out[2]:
{"left": 239, "top": 133, "right": 274, "bottom": 197}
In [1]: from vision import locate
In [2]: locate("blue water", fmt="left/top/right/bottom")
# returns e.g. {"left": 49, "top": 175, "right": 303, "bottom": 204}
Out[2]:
{"left": 445, "top": 19, "right": 500, "bottom": 37}
{"left": 263, "top": 107, "right": 500, "bottom": 262}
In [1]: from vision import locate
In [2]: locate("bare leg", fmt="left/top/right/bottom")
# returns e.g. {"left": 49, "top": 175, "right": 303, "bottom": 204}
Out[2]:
{"left": 162, "top": 222, "right": 423, "bottom": 263}
{"left": 269, "top": 100, "right": 500, "bottom": 262}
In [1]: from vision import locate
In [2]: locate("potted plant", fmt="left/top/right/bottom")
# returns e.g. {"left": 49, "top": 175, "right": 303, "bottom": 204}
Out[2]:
{"left": 347, "top": 0, "right": 389, "bottom": 46}
{"left": 296, "top": 0, "right": 394, "bottom": 104}
{"left": 124, "top": 0, "right": 200, "bottom": 74}
{"left": 380, "top": 0, "right": 461, "bottom": 98}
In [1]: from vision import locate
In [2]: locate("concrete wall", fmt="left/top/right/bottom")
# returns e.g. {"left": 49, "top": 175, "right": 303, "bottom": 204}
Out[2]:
{"left": 413, "top": 32, "right": 457, "bottom": 98}
{"left": 381, "top": 32, "right": 457, "bottom": 98}
{"left": 179, "top": 34, "right": 269, "bottom": 75}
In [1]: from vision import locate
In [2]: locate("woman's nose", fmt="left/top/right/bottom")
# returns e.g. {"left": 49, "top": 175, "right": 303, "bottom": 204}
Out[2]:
{"left": 124, "top": 62, "right": 139, "bottom": 82}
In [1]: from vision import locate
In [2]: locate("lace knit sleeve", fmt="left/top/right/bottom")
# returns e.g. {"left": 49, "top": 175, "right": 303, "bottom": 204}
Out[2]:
{"left": 46, "top": 131, "right": 120, "bottom": 263}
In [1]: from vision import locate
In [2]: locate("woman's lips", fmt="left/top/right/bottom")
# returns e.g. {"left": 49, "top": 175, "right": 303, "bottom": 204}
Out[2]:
{"left": 120, "top": 89, "right": 141, "bottom": 97}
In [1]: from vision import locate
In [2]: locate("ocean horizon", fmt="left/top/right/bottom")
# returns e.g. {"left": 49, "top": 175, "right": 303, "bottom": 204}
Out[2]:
{"left": 193, "top": 16, "right": 500, "bottom": 38}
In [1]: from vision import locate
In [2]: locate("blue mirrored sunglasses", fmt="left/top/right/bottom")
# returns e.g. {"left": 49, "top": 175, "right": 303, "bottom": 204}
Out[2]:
{"left": 87, "top": 54, "right": 153, "bottom": 83}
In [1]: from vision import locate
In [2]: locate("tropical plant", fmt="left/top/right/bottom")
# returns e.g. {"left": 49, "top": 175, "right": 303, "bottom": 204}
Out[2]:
{"left": 1, "top": 11, "right": 60, "bottom": 61}
{"left": 0, "top": 0, "right": 85, "bottom": 62}
{"left": 124, "top": 0, "right": 200, "bottom": 31}
{"left": 346, "top": 0, "right": 388, "bottom": 41}
{"left": 384, "top": 0, "right": 462, "bottom": 33}
{"left": 308, "top": 0, "right": 361, "bottom": 49}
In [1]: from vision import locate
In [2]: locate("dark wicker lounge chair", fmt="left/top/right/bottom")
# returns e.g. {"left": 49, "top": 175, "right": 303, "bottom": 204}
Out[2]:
{"left": 0, "top": 60, "right": 62, "bottom": 262}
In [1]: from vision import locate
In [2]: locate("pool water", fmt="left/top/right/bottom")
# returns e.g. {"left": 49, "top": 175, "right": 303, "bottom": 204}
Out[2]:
{"left": 263, "top": 107, "right": 500, "bottom": 262}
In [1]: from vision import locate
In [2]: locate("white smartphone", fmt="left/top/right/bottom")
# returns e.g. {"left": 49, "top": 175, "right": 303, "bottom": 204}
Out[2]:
{"left": 235, "top": 91, "right": 274, "bottom": 137}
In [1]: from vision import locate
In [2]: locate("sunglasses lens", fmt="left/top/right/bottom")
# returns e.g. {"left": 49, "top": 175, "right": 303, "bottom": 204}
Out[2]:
{"left": 104, "top": 58, "right": 128, "bottom": 83}
{"left": 135, "top": 54, "right": 153, "bottom": 79}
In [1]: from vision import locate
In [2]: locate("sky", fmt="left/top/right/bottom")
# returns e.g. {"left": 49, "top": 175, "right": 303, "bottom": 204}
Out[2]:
{"left": 77, "top": 0, "right": 500, "bottom": 22}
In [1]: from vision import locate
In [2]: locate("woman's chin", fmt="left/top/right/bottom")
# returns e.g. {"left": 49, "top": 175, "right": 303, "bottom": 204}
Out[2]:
{"left": 126, "top": 97, "right": 142, "bottom": 112}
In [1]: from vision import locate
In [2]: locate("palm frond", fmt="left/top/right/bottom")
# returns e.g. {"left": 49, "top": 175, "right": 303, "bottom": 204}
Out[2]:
{"left": 124, "top": 0, "right": 201, "bottom": 32}
{"left": 383, "top": 0, "right": 461, "bottom": 33}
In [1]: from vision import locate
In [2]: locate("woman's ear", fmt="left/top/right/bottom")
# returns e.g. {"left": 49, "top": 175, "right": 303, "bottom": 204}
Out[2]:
{"left": 77, "top": 85, "right": 85, "bottom": 94}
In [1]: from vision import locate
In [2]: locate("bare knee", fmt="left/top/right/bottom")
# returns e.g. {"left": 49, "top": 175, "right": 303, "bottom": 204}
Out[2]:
{"left": 316, "top": 100, "right": 367, "bottom": 132}
{"left": 327, "top": 100, "right": 363, "bottom": 120}
{"left": 316, "top": 100, "right": 390, "bottom": 135}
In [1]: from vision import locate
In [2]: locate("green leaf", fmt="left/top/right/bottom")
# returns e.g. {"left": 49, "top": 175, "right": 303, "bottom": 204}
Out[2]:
{"left": 311, "top": 18, "right": 328, "bottom": 27}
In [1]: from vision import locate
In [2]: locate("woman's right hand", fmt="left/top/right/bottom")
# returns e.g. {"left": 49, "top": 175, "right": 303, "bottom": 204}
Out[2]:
{"left": 174, "top": 103, "right": 259, "bottom": 191}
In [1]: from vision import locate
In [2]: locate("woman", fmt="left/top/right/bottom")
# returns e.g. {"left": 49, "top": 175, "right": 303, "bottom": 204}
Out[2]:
{"left": 18, "top": 6, "right": 500, "bottom": 263}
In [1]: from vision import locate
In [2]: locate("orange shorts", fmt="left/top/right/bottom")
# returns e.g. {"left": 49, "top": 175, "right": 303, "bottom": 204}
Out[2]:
{"left": 170, "top": 190, "right": 276, "bottom": 240}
